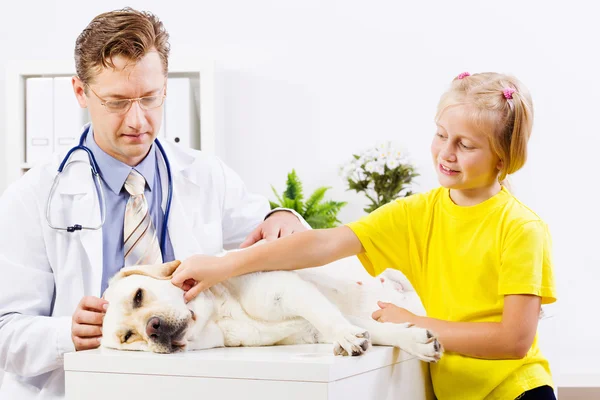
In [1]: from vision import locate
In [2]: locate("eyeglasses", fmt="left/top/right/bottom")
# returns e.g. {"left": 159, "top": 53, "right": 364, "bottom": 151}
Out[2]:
{"left": 85, "top": 82, "right": 166, "bottom": 114}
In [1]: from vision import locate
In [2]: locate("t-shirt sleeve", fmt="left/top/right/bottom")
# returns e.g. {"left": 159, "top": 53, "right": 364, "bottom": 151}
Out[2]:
{"left": 498, "top": 220, "right": 557, "bottom": 304}
{"left": 346, "top": 199, "right": 412, "bottom": 281}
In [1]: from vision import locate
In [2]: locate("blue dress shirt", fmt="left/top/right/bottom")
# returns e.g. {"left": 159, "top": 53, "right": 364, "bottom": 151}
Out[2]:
{"left": 85, "top": 127, "right": 175, "bottom": 294}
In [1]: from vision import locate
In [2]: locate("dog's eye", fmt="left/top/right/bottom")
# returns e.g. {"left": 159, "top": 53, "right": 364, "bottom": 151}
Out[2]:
{"left": 123, "top": 331, "right": 133, "bottom": 342}
{"left": 133, "top": 288, "right": 143, "bottom": 308}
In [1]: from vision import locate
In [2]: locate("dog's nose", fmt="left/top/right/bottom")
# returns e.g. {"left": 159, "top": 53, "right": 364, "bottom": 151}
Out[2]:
{"left": 146, "top": 316, "right": 164, "bottom": 337}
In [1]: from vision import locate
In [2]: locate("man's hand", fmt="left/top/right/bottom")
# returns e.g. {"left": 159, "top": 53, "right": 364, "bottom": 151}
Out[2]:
{"left": 240, "top": 211, "right": 308, "bottom": 248}
{"left": 372, "top": 301, "right": 418, "bottom": 324}
{"left": 71, "top": 296, "right": 108, "bottom": 351}
{"left": 171, "top": 254, "right": 234, "bottom": 302}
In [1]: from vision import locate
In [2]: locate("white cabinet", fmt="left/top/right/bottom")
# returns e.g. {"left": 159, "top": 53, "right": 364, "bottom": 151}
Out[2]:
{"left": 23, "top": 76, "right": 90, "bottom": 165}
{"left": 4, "top": 59, "right": 215, "bottom": 186}
{"left": 64, "top": 344, "right": 434, "bottom": 400}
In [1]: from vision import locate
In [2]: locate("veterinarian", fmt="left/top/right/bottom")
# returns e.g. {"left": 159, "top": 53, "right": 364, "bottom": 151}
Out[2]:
{"left": 0, "top": 8, "right": 308, "bottom": 400}
{"left": 172, "top": 72, "right": 558, "bottom": 400}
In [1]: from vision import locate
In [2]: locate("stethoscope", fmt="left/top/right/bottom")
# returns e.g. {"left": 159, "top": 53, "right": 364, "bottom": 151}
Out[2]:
{"left": 46, "top": 125, "right": 173, "bottom": 254}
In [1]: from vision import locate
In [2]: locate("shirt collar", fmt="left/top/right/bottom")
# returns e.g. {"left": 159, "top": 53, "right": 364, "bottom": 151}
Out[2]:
{"left": 85, "top": 125, "right": 157, "bottom": 195}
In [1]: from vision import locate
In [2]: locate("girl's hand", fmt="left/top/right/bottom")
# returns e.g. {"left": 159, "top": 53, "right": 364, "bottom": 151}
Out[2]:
{"left": 171, "top": 254, "right": 234, "bottom": 302}
{"left": 372, "top": 301, "right": 418, "bottom": 324}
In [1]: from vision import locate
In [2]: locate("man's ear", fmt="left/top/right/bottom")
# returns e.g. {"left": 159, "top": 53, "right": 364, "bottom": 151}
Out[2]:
{"left": 72, "top": 76, "right": 88, "bottom": 109}
{"left": 112, "top": 260, "right": 182, "bottom": 282}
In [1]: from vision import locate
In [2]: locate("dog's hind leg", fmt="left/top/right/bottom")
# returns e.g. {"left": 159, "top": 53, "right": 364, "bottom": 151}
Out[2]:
{"left": 345, "top": 316, "right": 443, "bottom": 362}
{"left": 229, "top": 271, "right": 371, "bottom": 356}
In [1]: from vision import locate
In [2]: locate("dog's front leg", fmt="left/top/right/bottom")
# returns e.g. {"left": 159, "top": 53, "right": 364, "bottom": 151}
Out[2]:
{"left": 186, "top": 320, "right": 225, "bottom": 351}
{"left": 230, "top": 272, "right": 371, "bottom": 356}
{"left": 185, "top": 290, "right": 225, "bottom": 351}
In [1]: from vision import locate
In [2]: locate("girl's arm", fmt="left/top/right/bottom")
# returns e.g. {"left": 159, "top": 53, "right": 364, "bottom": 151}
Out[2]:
{"left": 173, "top": 226, "right": 363, "bottom": 301}
{"left": 391, "top": 294, "right": 541, "bottom": 359}
{"left": 235, "top": 226, "right": 363, "bottom": 275}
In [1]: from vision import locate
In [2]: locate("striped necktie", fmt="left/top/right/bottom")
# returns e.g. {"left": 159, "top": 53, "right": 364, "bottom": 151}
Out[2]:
{"left": 123, "top": 170, "right": 163, "bottom": 266}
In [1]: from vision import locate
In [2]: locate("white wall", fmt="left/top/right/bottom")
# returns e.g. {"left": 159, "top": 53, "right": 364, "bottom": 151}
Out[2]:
{"left": 0, "top": 0, "right": 598, "bottom": 386}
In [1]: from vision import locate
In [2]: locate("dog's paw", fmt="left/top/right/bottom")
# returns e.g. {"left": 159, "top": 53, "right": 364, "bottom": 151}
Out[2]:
{"left": 400, "top": 327, "right": 443, "bottom": 363}
{"left": 332, "top": 325, "right": 371, "bottom": 356}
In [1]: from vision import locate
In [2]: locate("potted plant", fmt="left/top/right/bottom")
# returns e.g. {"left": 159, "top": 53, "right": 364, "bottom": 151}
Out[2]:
{"left": 270, "top": 170, "right": 347, "bottom": 229}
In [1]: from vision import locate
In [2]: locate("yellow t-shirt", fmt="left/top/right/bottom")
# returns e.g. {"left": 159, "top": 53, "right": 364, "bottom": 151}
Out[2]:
{"left": 347, "top": 187, "right": 556, "bottom": 400}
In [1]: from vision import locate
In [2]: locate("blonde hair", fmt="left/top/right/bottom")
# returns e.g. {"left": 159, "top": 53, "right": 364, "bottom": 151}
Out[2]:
{"left": 435, "top": 72, "right": 534, "bottom": 183}
{"left": 74, "top": 7, "right": 170, "bottom": 86}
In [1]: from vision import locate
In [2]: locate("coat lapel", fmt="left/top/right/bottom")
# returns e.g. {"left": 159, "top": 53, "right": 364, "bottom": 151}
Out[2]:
{"left": 157, "top": 145, "right": 203, "bottom": 261}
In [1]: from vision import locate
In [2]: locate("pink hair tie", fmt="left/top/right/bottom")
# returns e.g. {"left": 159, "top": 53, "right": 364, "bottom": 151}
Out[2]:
{"left": 457, "top": 72, "right": 470, "bottom": 79}
{"left": 503, "top": 88, "right": 516, "bottom": 99}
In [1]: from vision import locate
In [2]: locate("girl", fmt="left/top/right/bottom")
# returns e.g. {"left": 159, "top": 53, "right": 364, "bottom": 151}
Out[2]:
{"left": 172, "top": 72, "right": 557, "bottom": 400}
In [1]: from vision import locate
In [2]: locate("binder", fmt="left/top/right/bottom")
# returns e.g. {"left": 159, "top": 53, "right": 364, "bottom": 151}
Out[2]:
{"left": 25, "top": 77, "right": 54, "bottom": 164}
{"left": 53, "top": 77, "right": 86, "bottom": 155}
{"left": 165, "top": 77, "right": 200, "bottom": 149}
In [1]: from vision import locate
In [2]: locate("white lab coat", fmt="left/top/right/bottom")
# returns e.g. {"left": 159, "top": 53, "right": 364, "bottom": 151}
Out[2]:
{"left": 0, "top": 139, "right": 279, "bottom": 399}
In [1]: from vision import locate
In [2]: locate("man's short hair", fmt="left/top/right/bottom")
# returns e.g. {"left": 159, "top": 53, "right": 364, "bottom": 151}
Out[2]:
{"left": 74, "top": 7, "right": 170, "bottom": 85}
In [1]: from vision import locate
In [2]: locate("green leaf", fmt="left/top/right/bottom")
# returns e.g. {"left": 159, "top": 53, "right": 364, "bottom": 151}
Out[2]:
{"left": 284, "top": 170, "right": 304, "bottom": 202}
{"left": 347, "top": 179, "right": 369, "bottom": 193}
{"left": 303, "top": 187, "right": 329, "bottom": 217}
{"left": 305, "top": 214, "right": 328, "bottom": 229}
{"left": 284, "top": 169, "right": 305, "bottom": 212}
{"left": 311, "top": 200, "right": 347, "bottom": 226}
{"left": 282, "top": 197, "right": 299, "bottom": 212}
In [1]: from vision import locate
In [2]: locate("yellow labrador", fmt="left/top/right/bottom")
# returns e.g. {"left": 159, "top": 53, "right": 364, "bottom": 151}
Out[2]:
{"left": 101, "top": 258, "right": 442, "bottom": 362}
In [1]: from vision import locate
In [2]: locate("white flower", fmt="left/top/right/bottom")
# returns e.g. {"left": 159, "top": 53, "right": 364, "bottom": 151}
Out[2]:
{"left": 360, "top": 151, "right": 374, "bottom": 164}
{"left": 386, "top": 158, "right": 399, "bottom": 170}
{"left": 364, "top": 161, "right": 377, "bottom": 173}
{"left": 374, "top": 160, "right": 385, "bottom": 175}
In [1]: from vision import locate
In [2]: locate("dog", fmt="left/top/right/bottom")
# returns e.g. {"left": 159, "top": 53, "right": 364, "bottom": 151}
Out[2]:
{"left": 101, "top": 256, "right": 443, "bottom": 362}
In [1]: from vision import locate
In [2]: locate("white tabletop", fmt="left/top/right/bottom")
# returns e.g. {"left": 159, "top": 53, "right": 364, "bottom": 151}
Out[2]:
{"left": 556, "top": 373, "right": 600, "bottom": 388}
{"left": 65, "top": 344, "right": 419, "bottom": 382}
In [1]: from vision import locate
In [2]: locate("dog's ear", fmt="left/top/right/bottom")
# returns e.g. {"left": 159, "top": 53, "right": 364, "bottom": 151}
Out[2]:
{"left": 112, "top": 260, "right": 182, "bottom": 282}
